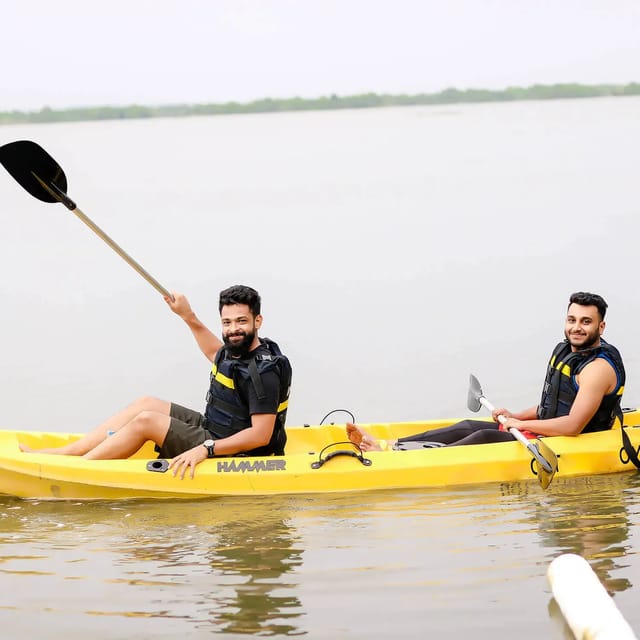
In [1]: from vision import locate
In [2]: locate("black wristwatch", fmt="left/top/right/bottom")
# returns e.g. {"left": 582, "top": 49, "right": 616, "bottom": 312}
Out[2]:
{"left": 203, "top": 439, "right": 216, "bottom": 458}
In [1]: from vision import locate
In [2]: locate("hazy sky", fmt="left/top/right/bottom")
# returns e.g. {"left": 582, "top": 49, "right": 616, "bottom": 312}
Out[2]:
{"left": 2, "top": 0, "right": 639, "bottom": 111}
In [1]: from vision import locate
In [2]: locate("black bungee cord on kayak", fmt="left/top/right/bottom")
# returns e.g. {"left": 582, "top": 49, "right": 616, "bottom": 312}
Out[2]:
{"left": 318, "top": 409, "right": 356, "bottom": 425}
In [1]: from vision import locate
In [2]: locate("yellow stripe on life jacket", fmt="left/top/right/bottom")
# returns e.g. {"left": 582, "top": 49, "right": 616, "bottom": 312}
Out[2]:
{"left": 550, "top": 355, "right": 572, "bottom": 377}
{"left": 554, "top": 362, "right": 624, "bottom": 395}
{"left": 552, "top": 358, "right": 572, "bottom": 377}
{"left": 211, "top": 363, "right": 235, "bottom": 390}
{"left": 277, "top": 399, "right": 289, "bottom": 413}
{"left": 558, "top": 363, "right": 571, "bottom": 377}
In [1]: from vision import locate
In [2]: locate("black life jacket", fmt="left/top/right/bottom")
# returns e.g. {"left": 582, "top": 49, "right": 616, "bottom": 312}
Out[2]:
{"left": 204, "top": 338, "right": 292, "bottom": 455}
{"left": 537, "top": 339, "right": 625, "bottom": 432}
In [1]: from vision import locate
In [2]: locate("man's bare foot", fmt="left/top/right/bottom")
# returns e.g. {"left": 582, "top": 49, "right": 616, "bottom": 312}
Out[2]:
{"left": 346, "top": 423, "right": 384, "bottom": 452}
{"left": 18, "top": 442, "right": 34, "bottom": 453}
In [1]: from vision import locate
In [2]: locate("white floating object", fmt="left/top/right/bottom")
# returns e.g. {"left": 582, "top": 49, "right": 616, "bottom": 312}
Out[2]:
{"left": 547, "top": 553, "right": 637, "bottom": 640}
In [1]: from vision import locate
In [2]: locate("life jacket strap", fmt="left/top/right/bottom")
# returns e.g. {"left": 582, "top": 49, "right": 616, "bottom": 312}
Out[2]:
{"left": 205, "top": 393, "right": 250, "bottom": 420}
{"left": 618, "top": 407, "right": 640, "bottom": 469}
{"left": 248, "top": 357, "right": 267, "bottom": 400}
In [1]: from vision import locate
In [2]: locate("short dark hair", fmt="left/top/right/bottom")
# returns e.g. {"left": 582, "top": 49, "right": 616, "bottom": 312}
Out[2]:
{"left": 569, "top": 291, "right": 608, "bottom": 320}
{"left": 219, "top": 285, "right": 261, "bottom": 317}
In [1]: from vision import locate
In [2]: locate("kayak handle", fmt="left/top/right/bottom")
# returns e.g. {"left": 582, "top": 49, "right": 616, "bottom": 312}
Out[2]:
{"left": 310, "top": 442, "right": 372, "bottom": 469}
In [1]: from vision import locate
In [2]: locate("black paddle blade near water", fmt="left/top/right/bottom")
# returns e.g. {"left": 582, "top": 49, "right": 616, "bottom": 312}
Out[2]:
{"left": 0, "top": 140, "right": 72, "bottom": 206}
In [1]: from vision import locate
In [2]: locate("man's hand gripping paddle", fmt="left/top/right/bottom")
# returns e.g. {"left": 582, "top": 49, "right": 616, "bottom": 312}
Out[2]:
{"left": 467, "top": 374, "right": 558, "bottom": 489}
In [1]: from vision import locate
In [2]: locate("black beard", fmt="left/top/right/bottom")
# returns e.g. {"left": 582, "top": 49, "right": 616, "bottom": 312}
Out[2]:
{"left": 223, "top": 330, "right": 255, "bottom": 358}
{"left": 565, "top": 330, "right": 600, "bottom": 351}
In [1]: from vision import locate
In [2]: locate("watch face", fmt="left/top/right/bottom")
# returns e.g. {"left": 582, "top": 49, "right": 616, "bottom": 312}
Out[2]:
{"left": 203, "top": 439, "right": 215, "bottom": 458}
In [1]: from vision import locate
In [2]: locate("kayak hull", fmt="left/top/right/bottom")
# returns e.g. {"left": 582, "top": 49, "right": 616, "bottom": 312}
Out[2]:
{"left": 1, "top": 414, "right": 640, "bottom": 500}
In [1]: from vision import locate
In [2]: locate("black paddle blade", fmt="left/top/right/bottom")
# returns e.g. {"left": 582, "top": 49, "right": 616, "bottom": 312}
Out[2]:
{"left": 0, "top": 140, "right": 70, "bottom": 205}
{"left": 467, "top": 374, "right": 483, "bottom": 412}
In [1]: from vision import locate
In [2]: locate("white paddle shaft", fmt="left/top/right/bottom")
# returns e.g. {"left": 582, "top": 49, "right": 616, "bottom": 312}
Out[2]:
{"left": 478, "top": 395, "right": 531, "bottom": 448}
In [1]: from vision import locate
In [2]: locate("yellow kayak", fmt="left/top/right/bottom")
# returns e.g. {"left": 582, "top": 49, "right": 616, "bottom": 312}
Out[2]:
{"left": 1, "top": 412, "right": 640, "bottom": 500}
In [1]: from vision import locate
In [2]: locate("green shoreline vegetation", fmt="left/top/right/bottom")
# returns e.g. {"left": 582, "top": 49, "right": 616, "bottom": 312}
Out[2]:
{"left": 1, "top": 82, "right": 639, "bottom": 125}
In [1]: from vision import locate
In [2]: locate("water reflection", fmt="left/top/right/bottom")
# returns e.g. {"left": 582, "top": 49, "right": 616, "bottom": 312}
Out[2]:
{"left": 499, "top": 473, "right": 636, "bottom": 589}
{"left": 0, "top": 476, "right": 638, "bottom": 639}
{"left": 537, "top": 475, "right": 636, "bottom": 593}
{"left": 205, "top": 511, "right": 304, "bottom": 635}
{"left": 503, "top": 474, "right": 639, "bottom": 639}
{"left": 112, "top": 498, "right": 306, "bottom": 636}
{"left": 0, "top": 496, "right": 306, "bottom": 636}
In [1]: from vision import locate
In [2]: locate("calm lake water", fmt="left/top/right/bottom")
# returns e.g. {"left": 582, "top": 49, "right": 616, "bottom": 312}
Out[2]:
{"left": 1, "top": 97, "right": 640, "bottom": 637}
{"left": 0, "top": 474, "right": 639, "bottom": 639}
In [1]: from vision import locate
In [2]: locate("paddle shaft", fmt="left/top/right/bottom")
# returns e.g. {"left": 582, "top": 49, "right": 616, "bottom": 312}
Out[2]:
{"left": 33, "top": 172, "right": 173, "bottom": 300}
{"left": 72, "top": 205, "right": 173, "bottom": 299}
{"left": 478, "top": 395, "right": 554, "bottom": 474}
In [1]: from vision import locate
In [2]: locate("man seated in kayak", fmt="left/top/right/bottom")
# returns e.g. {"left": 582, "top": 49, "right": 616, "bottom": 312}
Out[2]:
{"left": 20, "top": 285, "right": 292, "bottom": 478}
{"left": 347, "top": 292, "right": 625, "bottom": 451}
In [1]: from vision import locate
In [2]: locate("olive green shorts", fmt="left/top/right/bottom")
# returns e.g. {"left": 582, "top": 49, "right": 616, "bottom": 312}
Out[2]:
{"left": 156, "top": 403, "right": 210, "bottom": 459}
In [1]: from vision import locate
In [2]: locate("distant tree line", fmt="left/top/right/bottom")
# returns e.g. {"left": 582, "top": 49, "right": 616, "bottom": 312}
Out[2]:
{"left": 1, "top": 83, "right": 639, "bottom": 125}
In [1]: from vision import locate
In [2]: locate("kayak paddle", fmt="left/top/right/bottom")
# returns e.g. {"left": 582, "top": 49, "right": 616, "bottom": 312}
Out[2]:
{"left": 0, "top": 139, "right": 173, "bottom": 300}
{"left": 467, "top": 374, "right": 558, "bottom": 489}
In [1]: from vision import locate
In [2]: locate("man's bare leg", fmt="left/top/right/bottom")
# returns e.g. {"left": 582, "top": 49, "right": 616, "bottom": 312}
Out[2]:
{"left": 19, "top": 397, "right": 171, "bottom": 455}
{"left": 83, "top": 411, "right": 172, "bottom": 460}
{"left": 346, "top": 423, "right": 395, "bottom": 452}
